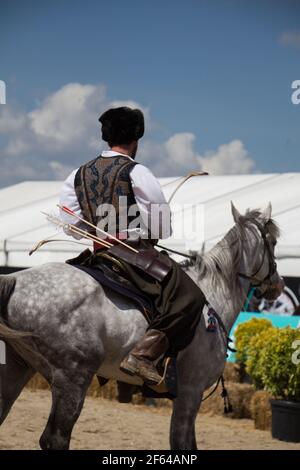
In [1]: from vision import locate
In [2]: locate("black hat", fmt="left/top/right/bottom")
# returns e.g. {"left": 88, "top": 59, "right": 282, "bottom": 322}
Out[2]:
{"left": 99, "top": 107, "right": 144, "bottom": 145}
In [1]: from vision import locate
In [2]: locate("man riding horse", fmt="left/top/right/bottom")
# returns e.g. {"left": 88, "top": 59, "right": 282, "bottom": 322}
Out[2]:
{"left": 59, "top": 107, "right": 205, "bottom": 386}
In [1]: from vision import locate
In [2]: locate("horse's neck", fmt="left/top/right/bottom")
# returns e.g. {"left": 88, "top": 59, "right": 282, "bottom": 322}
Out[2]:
{"left": 193, "top": 270, "right": 249, "bottom": 333}
{"left": 187, "top": 243, "right": 252, "bottom": 333}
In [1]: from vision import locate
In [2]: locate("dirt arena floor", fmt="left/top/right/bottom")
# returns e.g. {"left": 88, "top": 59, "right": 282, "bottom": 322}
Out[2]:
{"left": 0, "top": 389, "right": 299, "bottom": 450}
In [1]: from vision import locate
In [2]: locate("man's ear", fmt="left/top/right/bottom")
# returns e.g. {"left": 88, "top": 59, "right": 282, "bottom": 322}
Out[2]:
{"left": 231, "top": 201, "right": 241, "bottom": 223}
{"left": 259, "top": 202, "right": 272, "bottom": 223}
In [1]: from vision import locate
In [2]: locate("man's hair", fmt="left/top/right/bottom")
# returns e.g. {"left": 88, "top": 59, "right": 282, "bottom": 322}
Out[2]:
{"left": 99, "top": 107, "right": 144, "bottom": 146}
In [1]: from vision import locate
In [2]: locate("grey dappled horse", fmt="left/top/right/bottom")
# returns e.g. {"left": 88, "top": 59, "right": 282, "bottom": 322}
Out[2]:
{"left": 0, "top": 204, "right": 283, "bottom": 450}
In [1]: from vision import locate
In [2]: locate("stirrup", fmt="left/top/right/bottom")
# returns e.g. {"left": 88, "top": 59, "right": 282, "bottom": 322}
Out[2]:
{"left": 120, "top": 355, "right": 163, "bottom": 385}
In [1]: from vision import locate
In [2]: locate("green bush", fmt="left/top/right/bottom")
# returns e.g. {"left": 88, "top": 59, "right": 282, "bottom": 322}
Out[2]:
{"left": 235, "top": 317, "right": 273, "bottom": 365}
{"left": 246, "top": 326, "right": 277, "bottom": 389}
{"left": 246, "top": 327, "right": 300, "bottom": 401}
{"left": 235, "top": 319, "right": 300, "bottom": 401}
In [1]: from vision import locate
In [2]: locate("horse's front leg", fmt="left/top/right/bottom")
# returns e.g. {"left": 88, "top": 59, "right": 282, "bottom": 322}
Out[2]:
{"left": 170, "top": 387, "right": 203, "bottom": 450}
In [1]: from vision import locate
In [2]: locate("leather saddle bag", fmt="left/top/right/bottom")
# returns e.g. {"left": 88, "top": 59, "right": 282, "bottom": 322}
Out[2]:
{"left": 107, "top": 240, "right": 173, "bottom": 282}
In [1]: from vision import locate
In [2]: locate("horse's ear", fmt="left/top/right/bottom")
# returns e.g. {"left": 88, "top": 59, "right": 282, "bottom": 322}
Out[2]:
{"left": 231, "top": 201, "right": 241, "bottom": 223}
{"left": 260, "top": 202, "right": 272, "bottom": 223}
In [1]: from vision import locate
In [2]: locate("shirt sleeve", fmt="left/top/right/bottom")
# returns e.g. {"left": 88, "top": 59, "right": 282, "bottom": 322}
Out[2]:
{"left": 129, "top": 164, "right": 172, "bottom": 239}
{"left": 59, "top": 169, "right": 86, "bottom": 239}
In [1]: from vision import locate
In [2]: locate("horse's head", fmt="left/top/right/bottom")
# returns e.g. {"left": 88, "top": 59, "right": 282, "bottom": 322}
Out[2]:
{"left": 231, "top": 202, "right": 284, "bottom": 302}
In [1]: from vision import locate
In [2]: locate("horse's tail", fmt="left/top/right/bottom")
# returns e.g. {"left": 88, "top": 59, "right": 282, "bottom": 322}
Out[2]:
{"left": 0, "top": 275, "right": 38, "bottom": 366}
{"left": 0, "top": 275, "right": 16, "bottom": 313}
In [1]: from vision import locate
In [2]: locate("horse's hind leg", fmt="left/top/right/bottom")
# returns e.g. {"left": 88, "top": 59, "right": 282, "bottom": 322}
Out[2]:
{"left": 39, "top": 370, "right": 94, "bottom": 450}
{"left": 0, "top": 343, "right": 35, "bottom": 425}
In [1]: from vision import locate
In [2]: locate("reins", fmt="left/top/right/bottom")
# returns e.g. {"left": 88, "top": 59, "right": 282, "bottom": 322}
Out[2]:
{"left": 156, "top": 244, "right": 196, "bottom": 259}
{"left": 201, "top": 375, "right": 233, "bottom": 414}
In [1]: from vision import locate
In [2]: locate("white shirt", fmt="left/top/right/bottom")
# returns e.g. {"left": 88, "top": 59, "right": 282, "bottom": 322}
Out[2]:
{"left": 59, "top": 151, "right": 172, "bottom": 240}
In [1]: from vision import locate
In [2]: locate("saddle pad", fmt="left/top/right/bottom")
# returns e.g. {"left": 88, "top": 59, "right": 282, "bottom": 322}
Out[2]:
{"left": 74, "top": 264, "right": 155, "bottom": 323}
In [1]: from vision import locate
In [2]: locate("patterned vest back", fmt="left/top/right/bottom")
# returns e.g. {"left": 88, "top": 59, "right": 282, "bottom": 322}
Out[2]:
{"left": 74, "top": 155, "right": 138, "bottom": 236}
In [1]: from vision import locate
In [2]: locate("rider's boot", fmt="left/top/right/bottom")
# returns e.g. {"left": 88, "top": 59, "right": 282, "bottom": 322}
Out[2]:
{"left": 119, "top": 329, "right": 169, "bottom": 385}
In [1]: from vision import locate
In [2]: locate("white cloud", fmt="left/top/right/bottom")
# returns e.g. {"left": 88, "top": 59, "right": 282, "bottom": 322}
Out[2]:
{"left": 279, "top": 31, "right": 300, "bottom": 49}
{"left": 5, "top": 138, "right": 31, "bottom": 157}
{"left": 199, "top": 139, "right": 255, "bottom": 174}
{"left": 49, "top": 161, "right": 75, "bottom": 180}
{"left": 0, "top": 108, "right": 26, "bottom": 133}
{"left": 28, "top": 83, "right": 106, "bottom": 147}
{"left": 139, "top": 134, "right": 200, "bottom": 177}
{"left": 88, "top": 136, "right": 103, "bottom": 151}
{"left": 140, "top": 133, "right": 255, "bottom": 176}
{"left": 165, "top": 133, "right": 198, "bottom": 168}
{"left": 0, "top": 83, "right": 151, "bottom": 186}
{"left": 0, "top": 83, "right": 109, "bottom": 158}
{"left": 0, "top": 82, "right": 255, "bottom": 188}
{"left": 0, "top": 155, "right": 43, "bottom": 185}
{"left": 108, "top": 99, "right": 149, "bottom": 116}
{"left": 0, "top": 83, "right": 152, "bottom": 163}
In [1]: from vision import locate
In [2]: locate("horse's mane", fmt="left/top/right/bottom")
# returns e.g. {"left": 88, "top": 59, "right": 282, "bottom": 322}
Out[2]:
{"left": 184, "top": 209, "right": 279, "bottom": 310}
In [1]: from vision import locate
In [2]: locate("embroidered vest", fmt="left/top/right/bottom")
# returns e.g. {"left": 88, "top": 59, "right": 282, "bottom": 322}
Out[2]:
{"left": 74, "top": 155, "right": 138, "bottom": 237}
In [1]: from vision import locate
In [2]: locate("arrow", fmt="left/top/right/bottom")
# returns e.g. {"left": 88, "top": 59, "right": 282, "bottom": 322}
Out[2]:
{"left": 57, "top": 204, "right": 139, "bottom": 254}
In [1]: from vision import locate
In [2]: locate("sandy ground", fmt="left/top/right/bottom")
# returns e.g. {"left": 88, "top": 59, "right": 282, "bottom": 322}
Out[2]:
{"left": 0, "top": 389, "right": 299, "bottom": 450}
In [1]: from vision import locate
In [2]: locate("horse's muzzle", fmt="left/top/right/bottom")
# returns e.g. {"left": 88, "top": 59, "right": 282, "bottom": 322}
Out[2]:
{"left": 263, "top": 276, "right": 285, "bottom": 301}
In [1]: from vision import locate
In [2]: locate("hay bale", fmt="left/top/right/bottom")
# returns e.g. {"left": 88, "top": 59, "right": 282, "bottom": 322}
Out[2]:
{"left": 87, "top": 377, "right": 118, "bottom": 399}
{"left": 87, "top": 378, "right": 145, "bottom": 404}
{"left": 26, "top": 373, "right": 255, "bottom": 418}
{"left": 223, "top": 362, "right": 241, "bottom": 383}
{"left": 200, "top": 382, "right": 255, "bottom": 419}
{"left": 250, "top": 390, "right": 272, "bottom": 431}
{"left": 26, "top": 374, "right": 119, "bottom": 399}
{"left": 26, "top": 374, "right": 120, "bottom": 399}
{"left": 26, "top": 374, "right": 144, "bottom": 403}
{"left": 25, "top": 373, "right": 172, "bottom": 408}
{"left": 27, "top": 373, "right": 49, "bottom": 390}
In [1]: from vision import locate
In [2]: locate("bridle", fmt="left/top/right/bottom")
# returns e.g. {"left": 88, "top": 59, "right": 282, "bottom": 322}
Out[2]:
{"left": 237, "top": 219, "right": 278, "bottom": 291}
{"left": 159, "top": 218, "right": 278, "bottom": 294}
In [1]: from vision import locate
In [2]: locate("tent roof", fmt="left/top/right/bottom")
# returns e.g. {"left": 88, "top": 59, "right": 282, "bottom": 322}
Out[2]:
{"left": 0, "top": 173, "right": 299, "bottom": 276}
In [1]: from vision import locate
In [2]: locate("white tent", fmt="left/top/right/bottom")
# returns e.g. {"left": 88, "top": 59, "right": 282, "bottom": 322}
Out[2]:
{"left": 0, "top": 173, "right": 299, "bottom": 276}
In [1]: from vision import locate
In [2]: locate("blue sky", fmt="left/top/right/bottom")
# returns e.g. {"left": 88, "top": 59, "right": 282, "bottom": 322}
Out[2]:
{"left": 0, "top": 0, "right": 299, "bottom": 187}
